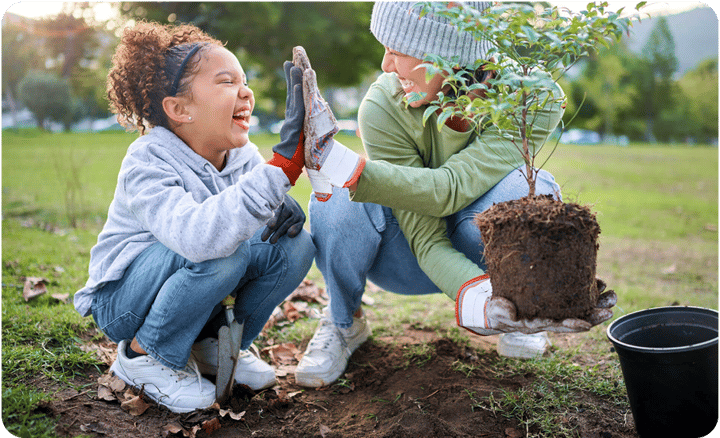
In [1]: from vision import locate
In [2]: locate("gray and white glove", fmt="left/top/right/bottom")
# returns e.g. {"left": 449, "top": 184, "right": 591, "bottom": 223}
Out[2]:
{"left": 455, "top": 275, "right": 617, "bottom": 335}
{"left": 293, "top": 46, "right": 365, "bottom": 201}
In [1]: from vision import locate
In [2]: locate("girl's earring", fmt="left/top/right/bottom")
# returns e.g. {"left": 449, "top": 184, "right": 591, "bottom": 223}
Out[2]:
{"left": 188, "top": 116, "right": 193, "bottom": 122}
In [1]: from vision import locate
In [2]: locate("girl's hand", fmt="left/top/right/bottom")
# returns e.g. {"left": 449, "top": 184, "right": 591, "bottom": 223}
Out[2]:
{"left": 266, "top": 62, "right": 306, "bottom": 185}
{"left": 261, "top": 195, "right": 306, "bottom": 244}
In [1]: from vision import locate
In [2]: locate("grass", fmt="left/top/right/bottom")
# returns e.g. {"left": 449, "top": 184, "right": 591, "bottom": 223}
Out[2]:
{"left": 2, "top": 128, "right": 717, "bottom": 437}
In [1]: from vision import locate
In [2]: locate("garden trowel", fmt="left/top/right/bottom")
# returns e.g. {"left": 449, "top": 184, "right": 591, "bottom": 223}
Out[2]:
{"left": 216, "top": 294, "right": 243, "bottom": 404}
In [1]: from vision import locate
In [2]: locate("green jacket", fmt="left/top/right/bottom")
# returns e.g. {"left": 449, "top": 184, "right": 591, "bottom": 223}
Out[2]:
{"left": 353, "top": 72, "right": 564, "bottom": 299}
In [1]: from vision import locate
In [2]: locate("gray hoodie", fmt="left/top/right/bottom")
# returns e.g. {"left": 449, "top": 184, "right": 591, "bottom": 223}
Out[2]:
{"left": 74, "top": 127, "right": 290, "bottom": 316}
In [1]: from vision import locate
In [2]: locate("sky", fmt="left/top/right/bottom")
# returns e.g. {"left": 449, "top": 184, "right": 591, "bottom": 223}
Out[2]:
{"left": 4, "top": 0, "right": 116, "bottom": 20}
{"left": 3, "top": 0, "right": 713, "bottom": 21}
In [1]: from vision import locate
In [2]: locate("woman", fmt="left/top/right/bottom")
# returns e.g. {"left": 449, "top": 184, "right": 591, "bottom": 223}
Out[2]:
{"left": 293, "top": 2, "right": 615, "bottom": 388}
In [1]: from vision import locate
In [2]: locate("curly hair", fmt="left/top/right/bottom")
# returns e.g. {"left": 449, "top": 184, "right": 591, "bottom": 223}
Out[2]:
{"left": 107, "top": 21, "right": 222, "bottom": 134}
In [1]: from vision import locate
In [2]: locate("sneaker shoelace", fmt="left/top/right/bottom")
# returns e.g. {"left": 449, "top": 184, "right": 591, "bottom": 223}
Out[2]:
{"left": 175, "top": 357, "right": 204, "bottom": 384}
{"left": 308, "top": 318, "right": 347, "bottom": 352}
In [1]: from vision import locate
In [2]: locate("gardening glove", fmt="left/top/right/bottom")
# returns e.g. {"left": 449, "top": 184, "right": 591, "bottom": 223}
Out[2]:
{"left": 456, "top": 276, "right": 617, "bottom": 335}
{"left": 266, "top": 61, "right": 305, "bottom": 185}
{"left": 293, "top": 46, "right": 365, "bottom": 195}
{"left": 261, "top": 195, "right": 306, "bottom": 244}
{"left": 306, "top": 169, "right": 333, "bottom": 202}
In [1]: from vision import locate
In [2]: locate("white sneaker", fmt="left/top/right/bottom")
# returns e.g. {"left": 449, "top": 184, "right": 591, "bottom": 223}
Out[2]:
{"left": 110, "top": 340, "right": 215, "bottom": 413}
{"left": 190, "top": 338, "right": 277, "bottom": 391}
{"left": 497, "top": 332, "right": 551, "bottom": 359}
{"left": 295, "top": 308, "right": 371, "bottom": 388}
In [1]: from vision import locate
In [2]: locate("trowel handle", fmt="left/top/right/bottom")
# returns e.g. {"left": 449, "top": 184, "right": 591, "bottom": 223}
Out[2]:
{"left": 221, "top": 295, "right": 236, "bottom": 309}
{"left": 222, "top": 295, "right": 236, "bottom": 323}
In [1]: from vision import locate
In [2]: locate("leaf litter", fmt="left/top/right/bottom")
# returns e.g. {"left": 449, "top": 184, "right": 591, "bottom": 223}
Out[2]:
{"left": 43, "top": 279, "right": 638, "bottom": 437}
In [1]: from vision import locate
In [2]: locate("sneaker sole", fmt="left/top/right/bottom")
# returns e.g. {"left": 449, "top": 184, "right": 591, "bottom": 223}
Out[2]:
{"left": 295, "top": 324, "right": 371, "bottom": 388}
{"left": 109, "top": 362, "right": 208, "bottom": 414}
{"left": 191, "top": 355, "right": 278, "bottom": 391}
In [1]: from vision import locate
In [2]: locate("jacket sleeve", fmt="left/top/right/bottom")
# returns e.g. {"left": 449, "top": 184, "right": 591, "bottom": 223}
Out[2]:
{"left": 354, "top": 80, "right": 565, "bottom": 298}
{"left": 353, "top": 81, "right": 565, "bottom": 218}
{"left": 121, "top": 154, "right": 288, "bottom": 263}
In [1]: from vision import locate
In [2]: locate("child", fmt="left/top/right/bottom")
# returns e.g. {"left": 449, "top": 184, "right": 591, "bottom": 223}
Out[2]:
{"left": 73, "top": 21, "right": 315, "bottom": 413}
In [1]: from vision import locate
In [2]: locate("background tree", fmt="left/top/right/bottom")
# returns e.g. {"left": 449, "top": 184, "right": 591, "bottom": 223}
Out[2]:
{"left": 563, "top": 44, "right": 638, "bottom": 139}
{"left": 676, "top": 59, "right": 718, "bottom": 143}
{"left": 637, "top": 16, "right": 679, "bottom": 142}
{"left": 18, "top": 70, "right": 74, "bottom": 130}
{"left": 39, "top": 8, "right": 113, "bottom": 122}
{"left": 120, "top": 2, "right": 384, "bottom": 116}
{"left": 2, "top": 18, "right": 44, "bottom": 125}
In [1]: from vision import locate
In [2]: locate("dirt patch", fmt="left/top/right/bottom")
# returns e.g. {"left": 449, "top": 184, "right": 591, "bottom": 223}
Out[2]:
{"left": 476, "top": 196, "right": 601, "bottom": 320}
{"left": 41, "top": 332, "right": 637, "bottom": 438}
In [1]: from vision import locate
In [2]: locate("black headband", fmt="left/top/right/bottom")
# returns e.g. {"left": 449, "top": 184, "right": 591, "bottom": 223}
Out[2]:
{"left": 169, "top": 44, "right": 202, "bottom": 96}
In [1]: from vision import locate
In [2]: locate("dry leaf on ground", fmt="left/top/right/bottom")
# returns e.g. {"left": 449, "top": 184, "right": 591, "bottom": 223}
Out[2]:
{"left": 51, "top": 293, "right": 70, "bottom": 303}
{"left": 97, "top": 385, "right": 115, "bottom": 402}
{"left": 262, "top": 306, "right": 286, "bottom": 331}
{"left": 201, "top": 417, "right": 221, "bottom": 434}
{"left": 282, "top": 300, "right": 310, "bottom": 322}
{"left": 262, "top": 343, "right": 302, "bottom": 366}
{"left": 163, "top": 422, "right": 201, "bottom": 438}
{"left": 22, "top": 276, "right": 48, "bottom": 301}
{"left": 97, "top": 372, "right": 126, "bottom": 402}
{"left": 287, "top": 279, "right": 329, "bottom": 305}
{"left": 84, "top": 342, "right": 118, "bottom": 367}
{"left": 163, "top": 421, "right": 185, "bottom": 436}
{"left": 120, "top": 392, "right": 150, "bottom": 416}
{"left": 219, "top": 408, "right": 246, "bottom": 421}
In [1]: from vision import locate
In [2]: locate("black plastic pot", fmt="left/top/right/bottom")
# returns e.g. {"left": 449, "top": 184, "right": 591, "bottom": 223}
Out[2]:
{"left": 607, "top": 306, "right": 718, "bottom": 438}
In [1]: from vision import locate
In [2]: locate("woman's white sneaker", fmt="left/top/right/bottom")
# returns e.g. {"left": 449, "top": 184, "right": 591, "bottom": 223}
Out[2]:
{"left": 110, "top": 340, "right": 215, "bottom": 413}
{"left": 190, "top": 338, "right": 277, "bottom": 390}
{"left": 295, "top": 309, "right": 371, "bottom": 388}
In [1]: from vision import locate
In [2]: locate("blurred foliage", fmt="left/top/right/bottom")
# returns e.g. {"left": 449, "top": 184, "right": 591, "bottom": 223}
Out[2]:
{"left": 637, "top": 16, "right": 679, "bottom": 142}
{"left": 2, "top": 19, "right": 45, "bottom": 115}
{"left": 1, "top": 2, "right": 717, "bottom": 142}
{"left": 677, "top": 59, "right": 719, "bottom": 142}
{"left": 2, "top": 8, "right": 112, "bottom": 127}
{"left": 564, "top": 25, "right": 716, "bottom": 143}
{"left": 120, "top": 2, "right": 384, "bottom": 115}
{"left": 17, "top": 70, "right": 74, "bottom": 130}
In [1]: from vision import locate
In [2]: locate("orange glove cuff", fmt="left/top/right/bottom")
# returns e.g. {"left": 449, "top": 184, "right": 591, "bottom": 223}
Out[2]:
{"left": 267, "top": 133, "right": 305, "bottom": 185}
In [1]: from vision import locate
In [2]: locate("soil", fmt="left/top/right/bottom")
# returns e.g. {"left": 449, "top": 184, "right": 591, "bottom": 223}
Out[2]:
{"left": 475, "top": 196, "right": 601, "bottom": 320}
{"left": 39, "top": 330, "right": 638, "bottom": 438}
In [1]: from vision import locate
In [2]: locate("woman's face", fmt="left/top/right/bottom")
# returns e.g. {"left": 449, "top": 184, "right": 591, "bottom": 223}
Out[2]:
{"left": 381, "top": 46, "right": 445, "bottom": 108}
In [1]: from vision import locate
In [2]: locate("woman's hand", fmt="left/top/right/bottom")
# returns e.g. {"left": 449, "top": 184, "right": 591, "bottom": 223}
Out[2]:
{"left": 293, "top": 46, "right": 366, "bottom": 198}
{"left": 456, "top": 276, "right": 617, "bottom": 335}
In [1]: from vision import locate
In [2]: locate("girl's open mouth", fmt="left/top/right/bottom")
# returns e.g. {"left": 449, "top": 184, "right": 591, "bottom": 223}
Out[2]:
{"left": 232, "top": 109, "right": 251, "bottom": 130}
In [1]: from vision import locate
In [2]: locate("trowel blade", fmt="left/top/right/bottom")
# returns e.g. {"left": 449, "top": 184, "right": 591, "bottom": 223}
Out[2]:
{"left": 216, "top": 324, "right": 236, "bottom": 403}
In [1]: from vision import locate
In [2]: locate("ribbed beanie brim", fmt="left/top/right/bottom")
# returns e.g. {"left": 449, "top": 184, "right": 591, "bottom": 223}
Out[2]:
{"left": 370, "top": 1, "right": 491, "bottom": 67}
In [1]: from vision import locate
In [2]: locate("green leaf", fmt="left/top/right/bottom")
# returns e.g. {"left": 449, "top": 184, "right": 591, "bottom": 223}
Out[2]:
{"left": 436, "top": 110, "right": 453, "bottom": 131}
{"left": 422, "top": 105, "right": 440, "bottom": 125}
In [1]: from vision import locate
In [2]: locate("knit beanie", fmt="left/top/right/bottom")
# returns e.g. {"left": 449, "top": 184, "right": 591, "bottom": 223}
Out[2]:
{"left": 370, "top": 1, "right": 492, "bottom": 68}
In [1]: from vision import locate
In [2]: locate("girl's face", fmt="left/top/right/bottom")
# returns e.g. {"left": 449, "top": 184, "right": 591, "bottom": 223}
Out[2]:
{"left": 181, "top": 46, "right": 255, "bottom": 163}
{"left": 381, "top": 46, "right": 445, "bottom": 108}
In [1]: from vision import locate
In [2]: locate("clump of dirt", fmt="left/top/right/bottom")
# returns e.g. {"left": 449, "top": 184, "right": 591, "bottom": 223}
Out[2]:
{"left": 43, "top": 332, "right": 637, "bottom": 438}
{"left": 475, "top": 195, "right": 601, "bottom": 320}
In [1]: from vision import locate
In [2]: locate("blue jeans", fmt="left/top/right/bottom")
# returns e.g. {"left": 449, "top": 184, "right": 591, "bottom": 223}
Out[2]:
{"left": 91, "top": 227, "right": 315, "bottom": 369}
{"left": 309, "top": 167, "right": 560, "bottom": 329}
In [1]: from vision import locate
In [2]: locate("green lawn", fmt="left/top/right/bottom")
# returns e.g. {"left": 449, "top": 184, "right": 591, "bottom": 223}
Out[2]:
{"left": 2, "top": 128, "right": 717, "bottom": 437}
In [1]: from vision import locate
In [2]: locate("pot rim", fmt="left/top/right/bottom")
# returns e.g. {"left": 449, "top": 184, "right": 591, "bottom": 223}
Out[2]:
{"left": 606, "top": 306, "right": 719, "bottom": 354}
